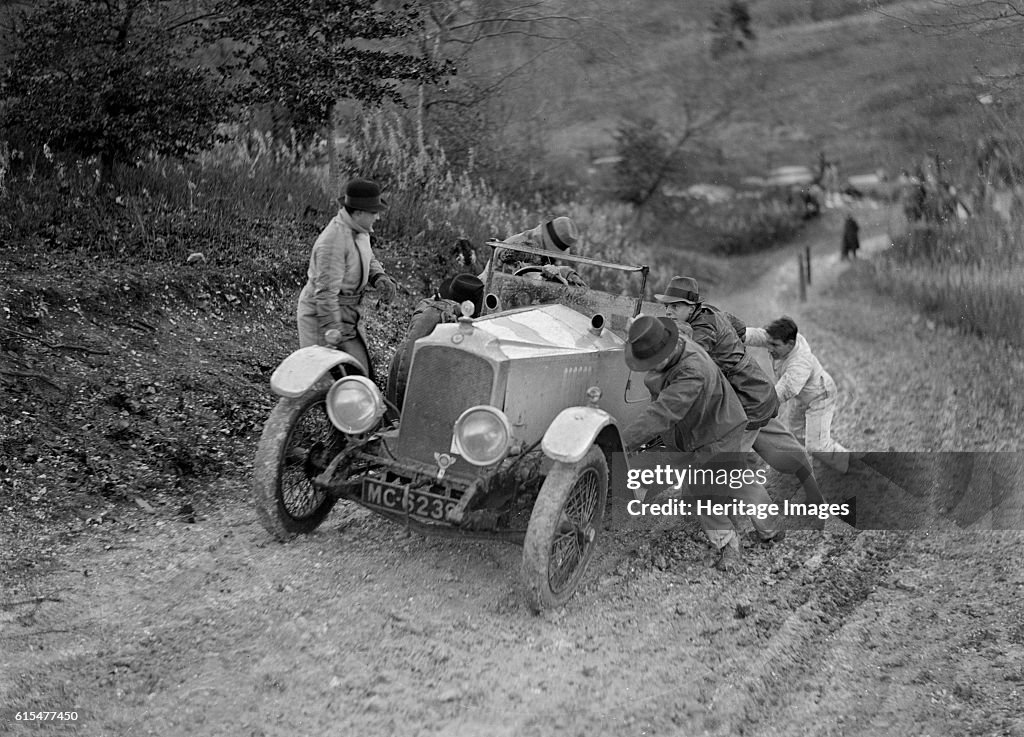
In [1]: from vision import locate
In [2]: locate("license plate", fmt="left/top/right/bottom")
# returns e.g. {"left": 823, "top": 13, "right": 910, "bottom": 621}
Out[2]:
{"left": 361, "top": 478, "right": 456, "bottom": 522}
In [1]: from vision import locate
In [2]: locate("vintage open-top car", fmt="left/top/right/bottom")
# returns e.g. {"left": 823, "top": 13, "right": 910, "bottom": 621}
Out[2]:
{"left": 254, "top": 241, "right": 657, "bottom": 609}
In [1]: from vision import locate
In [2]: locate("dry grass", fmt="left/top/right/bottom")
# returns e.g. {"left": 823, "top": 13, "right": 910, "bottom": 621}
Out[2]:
{"left": 873, "top": 214, "right": 1024, "bottom": 346}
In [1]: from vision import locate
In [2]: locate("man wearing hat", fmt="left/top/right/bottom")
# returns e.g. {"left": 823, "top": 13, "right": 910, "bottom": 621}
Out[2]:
{"left": 656, "top": 276, "right": 826, "bottom": 512}
{"left": 296, "top": 177, "right": 399, "bottom": 381}
{"left": 385, "top": 273, "right": 484, "bottom": 410}
{"left": 479, "top": 216, "right": 586, "bottom": 287}
{"left": 621, "top": 315, "right": 785, "bottom": 572}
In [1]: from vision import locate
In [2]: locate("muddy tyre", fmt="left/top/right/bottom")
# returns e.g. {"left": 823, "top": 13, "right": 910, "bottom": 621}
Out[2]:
{"left": 254, "top": 382, "right": 344, "bottom": 540}
{"left": 522, "top": 446, "right": 608, "bottom": 611}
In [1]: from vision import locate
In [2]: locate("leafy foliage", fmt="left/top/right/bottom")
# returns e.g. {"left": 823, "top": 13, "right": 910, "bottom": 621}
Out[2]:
{"left": 610, "top": 118, "right": 686, "bottom": 207}
{"left": 0, "top": 1, "right": 233, "bottom": 178}
{"left": 212, "top": 0, "right": 451, "bottom": 140}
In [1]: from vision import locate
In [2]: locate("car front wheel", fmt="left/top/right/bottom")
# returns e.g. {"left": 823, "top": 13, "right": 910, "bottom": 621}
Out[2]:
{"left": 521, "top": 445, "right": 608, "bottom": 611}
{"left": 253, "top": 381, "right": 343, "bottom": 540}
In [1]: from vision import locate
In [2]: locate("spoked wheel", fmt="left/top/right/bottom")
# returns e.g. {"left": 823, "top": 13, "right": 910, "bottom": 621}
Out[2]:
{"left": 522, "top": 445, "right": 608, "bottom": 611}
{"left": 254, "top": 381, "right": 345, "bottom": 540}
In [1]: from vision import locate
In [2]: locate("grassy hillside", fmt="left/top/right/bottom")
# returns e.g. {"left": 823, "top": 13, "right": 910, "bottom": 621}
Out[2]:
{"left": 480, "top": 0, "right": 1017, "bottom": 184}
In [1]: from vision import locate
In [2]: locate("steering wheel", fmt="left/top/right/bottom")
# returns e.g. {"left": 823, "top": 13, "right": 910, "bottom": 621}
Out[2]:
{"left": 513, "top": 265, "right": 569, "bottom": 285}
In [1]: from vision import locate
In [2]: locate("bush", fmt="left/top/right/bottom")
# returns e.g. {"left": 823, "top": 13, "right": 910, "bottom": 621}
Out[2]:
{"left": 656, "top": 190, "right": 806, "bottom": 256}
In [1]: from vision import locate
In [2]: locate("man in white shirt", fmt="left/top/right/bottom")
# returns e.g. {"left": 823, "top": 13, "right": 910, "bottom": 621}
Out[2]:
{"left": 744, "top": 316, "right": 852, "bottom": 473}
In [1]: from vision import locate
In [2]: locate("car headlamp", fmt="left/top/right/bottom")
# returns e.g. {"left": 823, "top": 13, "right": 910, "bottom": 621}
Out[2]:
{"left": 325, "top": 375, "right": 385, "bottom": 434}
{"left": 452, "top": 406, "right": 513, "bottom": 467}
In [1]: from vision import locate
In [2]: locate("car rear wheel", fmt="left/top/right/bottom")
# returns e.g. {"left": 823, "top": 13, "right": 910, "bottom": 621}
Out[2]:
{"left": 521, "top": 445, "right": 608, "bottom": 611}
{"left": 254, "top": 380, "right": 344, "bottom": 540}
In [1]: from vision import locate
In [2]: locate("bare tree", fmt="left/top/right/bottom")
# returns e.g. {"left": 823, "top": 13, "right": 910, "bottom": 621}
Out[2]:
{"left": 375, "top": 0, "right": 610, "bottom": 159}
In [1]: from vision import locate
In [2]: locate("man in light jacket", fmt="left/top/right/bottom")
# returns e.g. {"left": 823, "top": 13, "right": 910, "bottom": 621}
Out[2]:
{"left": 296, "top": 178, "right": 398, "bottom": 382}
{"left": 744, "top": 316, "right": 851, "bottom": 472}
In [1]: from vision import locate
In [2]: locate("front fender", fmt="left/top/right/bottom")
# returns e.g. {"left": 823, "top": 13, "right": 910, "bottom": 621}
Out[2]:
{"left": 542, "top": 406, "right": 617, "bottom": 464}
{"left": 270, "top": 346, "right": 367, "bottom": 398}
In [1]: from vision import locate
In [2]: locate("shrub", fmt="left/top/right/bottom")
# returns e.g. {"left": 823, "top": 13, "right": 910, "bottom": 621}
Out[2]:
{"left": 657, "top": 190, "right": 806, "bottom": 256}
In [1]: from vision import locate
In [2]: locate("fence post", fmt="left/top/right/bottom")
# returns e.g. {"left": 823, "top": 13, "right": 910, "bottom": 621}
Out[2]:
{"left": 805, "top": 245, "right": 812, "bottom": 285}
{"left": 798, "top": 253, "right": 807, "bottom": 302}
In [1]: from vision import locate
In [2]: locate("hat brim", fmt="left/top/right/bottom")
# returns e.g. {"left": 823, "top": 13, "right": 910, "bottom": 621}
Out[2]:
{"left": 625, "top": 317, "right": 680, "bottom": 371}
{"left": 654, "top": 294, "right": 697, "bottom": 304}
{"left": 537, "top": 222, "right": 574, "bottom": 252}
{"left": 345, "top": 196, "right": 388, "bottom": 213}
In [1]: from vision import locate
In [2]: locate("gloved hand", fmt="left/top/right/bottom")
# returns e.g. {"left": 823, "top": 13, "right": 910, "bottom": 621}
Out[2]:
{"left": 565, "top": 270, "right": 587, "bottom": 288}
{"left": 373, "top": 274, "right": 397, "bottom": 303}
{"left": 539, "top": 264, "right": 569, "bottom": 284}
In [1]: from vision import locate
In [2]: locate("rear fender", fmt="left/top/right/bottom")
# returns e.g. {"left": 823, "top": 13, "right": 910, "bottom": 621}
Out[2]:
{"left": 542, "top": 406, "right": 618, "bottom": 464}
{"left": 270, "top": 346, "right": 366, "bottom": 398}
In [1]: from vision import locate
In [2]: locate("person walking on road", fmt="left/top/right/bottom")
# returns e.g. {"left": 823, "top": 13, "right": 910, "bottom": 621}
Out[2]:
{"left": 841, "top": 214, "right": 860, "bottom": 260}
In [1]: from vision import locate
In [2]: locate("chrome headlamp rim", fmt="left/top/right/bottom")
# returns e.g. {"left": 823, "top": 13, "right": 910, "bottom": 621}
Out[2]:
{"left": 452, "top": 405, "right": 513, "bottom": 467}
{"left": 325, "top": 375, "right": 386, "bottom": 435}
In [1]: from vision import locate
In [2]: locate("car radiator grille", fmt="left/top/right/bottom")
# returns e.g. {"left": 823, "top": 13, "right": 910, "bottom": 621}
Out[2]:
{"left": 395, "top": 346, "right": 495, "bottom": 466}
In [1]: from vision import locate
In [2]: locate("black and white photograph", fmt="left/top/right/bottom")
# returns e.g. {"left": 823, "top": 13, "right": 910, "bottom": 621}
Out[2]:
{"left": 2, "top": 1, "right": 1023, "bottom": 735}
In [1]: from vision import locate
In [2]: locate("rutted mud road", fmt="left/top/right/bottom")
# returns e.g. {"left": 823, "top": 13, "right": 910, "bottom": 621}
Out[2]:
{"left": 3, "top": 206, "right": 1023, "bottom": 736}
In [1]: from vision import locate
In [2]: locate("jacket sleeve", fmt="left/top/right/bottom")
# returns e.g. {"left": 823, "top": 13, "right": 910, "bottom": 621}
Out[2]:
{"left": 774, "top": 349, "right": 813, "bottom": 403}
{"left": 743, "top": 327, "right": 769, "bottom": 347}
{"left": 621, "top": 370, "right": 699, "bottom": 451}
{"left": 367, "top": 250, "right": 387, "bottom": 285}
{"left": 688, "top": 317, "right": 716, "bottom": 354}
{"left": 311, "top": 241, "right": 347, "bottom": 331}
{"left": 724, "top": 311, "right": 746, "bottom": 341}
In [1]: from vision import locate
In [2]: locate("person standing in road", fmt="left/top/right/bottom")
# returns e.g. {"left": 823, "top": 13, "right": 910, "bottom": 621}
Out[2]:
{"left": 656, "top": 276, "right": 826, "bottom": 509}
{"left": 744, "top": 316, "right": 852, "bottom": 473}
{"left": 621, "top": 315, "right": 786, "bottom": 572}
{"left": 296, "top": 177, "right": 399, "bottom": 382}
{"left": 841, "top": 214, "right": 860, "bottom": 260}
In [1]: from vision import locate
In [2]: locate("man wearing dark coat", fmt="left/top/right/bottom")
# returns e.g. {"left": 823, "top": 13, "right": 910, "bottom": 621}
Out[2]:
{"left": 384, "top": 273, "right": 484, "bottom": 411}
{"left": 841, "top": 214, "right": 860, "bottom": 260}
{"left": 621, "top": 315, "right": 785, "bottom": 572}
{"left": 656, "top": 277, "right": 826, "bottom": 509}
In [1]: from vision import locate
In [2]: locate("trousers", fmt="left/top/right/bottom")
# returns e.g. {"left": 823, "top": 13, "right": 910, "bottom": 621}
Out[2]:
{"left": 696, "top": 427, "right": 785, "bottom": 552}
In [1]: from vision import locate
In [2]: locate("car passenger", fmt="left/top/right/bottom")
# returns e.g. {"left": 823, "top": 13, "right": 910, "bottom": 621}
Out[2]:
{"left": 479, "top": 216, "right": 587, "bottom": 287}
{"left": 385, "top": 273, "right": 485, "bottom": 411}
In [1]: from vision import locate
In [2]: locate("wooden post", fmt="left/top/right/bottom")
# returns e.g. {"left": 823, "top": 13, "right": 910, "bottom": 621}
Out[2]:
{"left": 805, "top": 245, "right": 812, "bottom": 285}
{"left": 798, "top": 253, "right": 807, "bottom": 302}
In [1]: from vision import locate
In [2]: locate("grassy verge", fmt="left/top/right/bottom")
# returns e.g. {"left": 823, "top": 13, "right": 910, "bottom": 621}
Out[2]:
{"left": 871, "top": 214, "right": 1024, "bottom": 347}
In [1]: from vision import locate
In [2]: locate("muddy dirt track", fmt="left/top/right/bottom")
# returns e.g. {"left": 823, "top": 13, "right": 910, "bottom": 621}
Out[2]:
{"left": 3, "top": 206, "right": 1024, "bottom": 736}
